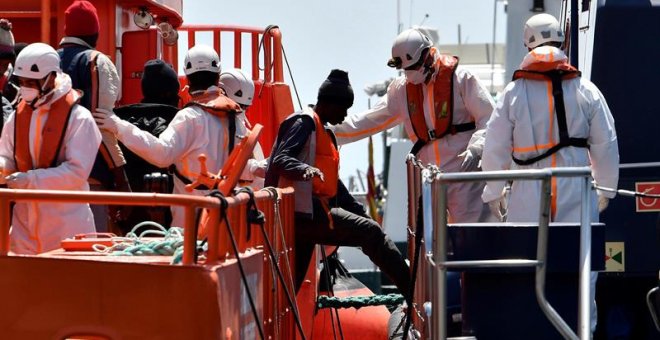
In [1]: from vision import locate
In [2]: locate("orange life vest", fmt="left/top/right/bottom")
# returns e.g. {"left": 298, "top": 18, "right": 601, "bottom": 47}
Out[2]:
{"left": 14, "top": 90, "right": 80, "bottom": 172}
{"left": 169, "top": 90, "right": 244, "bottom": 188}
{"left": 185, "top": 89, "right": 242, "bottom": 118}
{"left": 311, "top": 113, "right": 339, "bottom": 198}
{"left": 512, "top": 60, "right": 580, "bottom": 81}
{"left": 406, "top": 54, "right": 474, "bottom": 143}
{"left": 186, "top": 89, "right": 242, "bottom": 152}
{"left": 511, "top": 60, "right": 585, "bottom": 166}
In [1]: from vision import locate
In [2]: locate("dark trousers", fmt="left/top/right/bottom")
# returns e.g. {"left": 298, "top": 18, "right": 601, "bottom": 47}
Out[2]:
{"left": 294, "top": 200, "right": 411, "bottom": 299}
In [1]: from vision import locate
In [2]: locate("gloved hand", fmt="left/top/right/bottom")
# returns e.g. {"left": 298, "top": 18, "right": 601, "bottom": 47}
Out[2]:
{"left": 458, "top": 146, "right": 481, "bottom": 172}
{"left": 488, "top": 196, "right": 507, "bottom": 222}
{"left": 303, "top": 166, "right": 324, "bottom": 182}
{"left": 93, "top": 108, "right": 122, "bottom": 135}
{"left": 598, "top": 195, "right": 610, "bottom": 213}
{"left": 5, "top": 172, "right": 30, "bottom": 189}
{"left": 249, "top": 158, "right": 269, "bottom": 178}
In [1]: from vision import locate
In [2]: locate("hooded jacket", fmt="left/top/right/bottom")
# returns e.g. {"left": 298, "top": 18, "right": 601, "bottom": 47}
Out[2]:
{"left": 0, "top": 72, "right": 101, "bottom": 254}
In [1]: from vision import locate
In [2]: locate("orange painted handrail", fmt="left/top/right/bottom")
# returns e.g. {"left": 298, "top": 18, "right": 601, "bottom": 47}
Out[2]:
{"left": 0, "top": 186, "right": 297, "bottom": 338}
{"left": 40, "top": 0, "right": 50, "bottom": 43}
{"left": 0, "top": 190, "right": 222, "bottom": 264}
{"left": 179, "top": 25, "right": 285, "bottom": 83}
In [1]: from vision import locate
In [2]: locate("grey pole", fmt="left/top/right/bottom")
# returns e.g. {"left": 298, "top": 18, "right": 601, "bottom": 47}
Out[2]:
{"left": 578, "top": 176, "right": 593, "bottom": 339}
{"left": 431, "top": 172, "right": 448, "bottom": 340}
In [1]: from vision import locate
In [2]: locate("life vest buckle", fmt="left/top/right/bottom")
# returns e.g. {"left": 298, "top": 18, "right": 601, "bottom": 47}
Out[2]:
{"left": 427, "top": 129, "right": 437, "bottom": 141}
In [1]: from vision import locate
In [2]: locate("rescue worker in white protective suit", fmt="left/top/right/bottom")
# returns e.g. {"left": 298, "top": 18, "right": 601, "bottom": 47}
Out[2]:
{"left": 0, "top": 43, "right": 101, "bottom": 254}
{"left": 93, "top": 45, "right": 260, "bottom": 228}
{"left": 219, "top": 68, "right": 267, "bottom": 187}
{"left": 332, "top": 28, "right": 496, "bottom": 222}
{"left": 481, "top": 13, "right": 619, "bottom": 332}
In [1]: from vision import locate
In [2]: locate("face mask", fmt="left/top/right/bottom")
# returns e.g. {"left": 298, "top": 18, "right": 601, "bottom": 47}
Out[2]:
{"left": 19, "top": 87, "right": 39, "bottom": 102}
{"left": 405, "top": 69, "right": 428, "bottom": 85}
{"left": 20, "top": 73, "right": 53, "bottom": 105}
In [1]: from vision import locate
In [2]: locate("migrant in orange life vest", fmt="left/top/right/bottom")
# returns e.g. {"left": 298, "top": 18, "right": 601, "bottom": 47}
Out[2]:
{"left": 311, "top": 112, "right": 339, "bottom": 198}
{"left": 0, "top": 43, "right": 101, "bottom": 254}
{"left": 332, "top": 28, "right": 497, "bottom": 223}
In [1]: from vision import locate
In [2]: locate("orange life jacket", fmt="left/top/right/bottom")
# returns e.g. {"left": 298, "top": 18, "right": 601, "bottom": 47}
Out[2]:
{"left": 512, "top": 60, "right": 580, "bottom": 81}
{"left": 511, "top": 60, "right": 585, "bottom": 166}
{"left": 311, "top": 113, "right": 339, "bottom": 198}
{"left": 169, "top": 90, "right": 243, "bottom": 188}
{"left": 406, "top": 55, "right": 474, "bottom": 144}
{"left": 186, "top": 89, "right": 242, "bottom": 152}
{"left": 185, "top": 89, "right": 242, "bottom": 118}
{"left": 14, "top": 90, "right": 80, "bottom": 172}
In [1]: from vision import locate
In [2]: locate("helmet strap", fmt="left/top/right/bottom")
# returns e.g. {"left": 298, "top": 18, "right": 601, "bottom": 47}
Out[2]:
{"left": 31, "top": 73, "right": 56, "bottom": 108}
{"left": 39, "top": 72, "right": 52, "bottom": 95}
{"left": 421, "top": 48, "right": 437, "bottom": 81}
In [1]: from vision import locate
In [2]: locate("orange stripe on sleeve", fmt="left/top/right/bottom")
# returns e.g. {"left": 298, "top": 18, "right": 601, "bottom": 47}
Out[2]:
{"left": 334, "top": 115, "right": 400, "bottom": 139}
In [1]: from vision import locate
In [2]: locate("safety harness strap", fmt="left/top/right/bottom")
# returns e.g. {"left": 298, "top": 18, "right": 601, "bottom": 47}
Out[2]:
{"left": 184, "top": 101, "right": 238, "bottom": 153}
{"left": 511, "top": 69, "right": 588, "bottom": 166}
{"left": 409, "top": 121, "right": 476, "bottom": 156}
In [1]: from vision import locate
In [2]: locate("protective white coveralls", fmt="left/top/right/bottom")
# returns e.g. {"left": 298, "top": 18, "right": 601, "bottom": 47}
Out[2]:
{"left": 110, "top": 87, "right": 256, "bottom": 228}
{"left": 481, "top": 46, "right": 619, "bottom": 222}
{"left": 481, "top": 46, "right": 619, "bottom": 332}
{"left": 0, "top": 72, "right": 101, "bottom": 254}
{"left": 332, "top": 61, "right": 495, "bottom": 222}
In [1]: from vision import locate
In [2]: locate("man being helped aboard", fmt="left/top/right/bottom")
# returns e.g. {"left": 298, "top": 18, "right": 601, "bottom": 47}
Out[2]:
{"left": 265, "top": 69, "right": 411, "bottom": 300}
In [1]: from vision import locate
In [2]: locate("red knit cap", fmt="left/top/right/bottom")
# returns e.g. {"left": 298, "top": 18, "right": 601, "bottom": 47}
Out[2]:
{"left": 64, "top": 1, "right": 100, "bottom": 37}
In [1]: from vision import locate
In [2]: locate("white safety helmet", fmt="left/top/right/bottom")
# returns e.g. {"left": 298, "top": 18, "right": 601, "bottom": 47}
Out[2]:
{"left": 13, "top": 42, "right": 61, "bottom": 79}
{"left": 219, "top": 68, "right": 255, "bottom": 107}
{"left": 387, "top": 28, "right": 433, "bottom": 69}
{"left": 523, "top": 13, "right": 564, "bottom": 49}
{"left": 183, "top": 44, "right": 221, "bottom": 75}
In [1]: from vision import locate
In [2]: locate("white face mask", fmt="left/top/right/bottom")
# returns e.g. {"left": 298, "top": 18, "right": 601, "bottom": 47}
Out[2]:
{"left": 405, "top": 69, "right": 428, "bottom": 85}
{"left": 19, "top": 73, "right": 52, "bottom": 104}
{"left": 19, "top": 87, "right": 39, "bottom": 102}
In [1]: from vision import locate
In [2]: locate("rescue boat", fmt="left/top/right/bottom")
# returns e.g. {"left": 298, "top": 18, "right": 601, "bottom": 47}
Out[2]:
{"left": 0, "top": 1, "right": 658, "bottom": 339}
{"left": 0, "top": 1, "right": 394, "bottom": 339}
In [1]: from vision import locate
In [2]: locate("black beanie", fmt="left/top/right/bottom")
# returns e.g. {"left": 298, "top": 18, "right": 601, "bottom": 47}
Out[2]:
{"left": 317, "top": 69, "right": 354, "bottom": 108}
{"left": 141, "top": 59, "right": 180, "bottom": 101}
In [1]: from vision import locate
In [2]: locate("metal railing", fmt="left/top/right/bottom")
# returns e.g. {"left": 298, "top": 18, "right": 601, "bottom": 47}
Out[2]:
{"left": 0, "top": 189, "right": 222, "bottom": 265}
{"left": 0, "top": 187, "right": 298, "bottom": 339}
{"left": 178, "top": 25, "right": 285, "bottom": 83}
{"left": 407, "top": 155, "right": 595, "bottom": 340}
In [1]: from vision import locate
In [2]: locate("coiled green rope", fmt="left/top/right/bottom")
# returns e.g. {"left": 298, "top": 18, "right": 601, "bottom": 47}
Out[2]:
{"left": 317, "top": 293, "right": 405, "bottom": 309}
{"left": 92, "top": 222, "right": 203, "bottom": 264}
